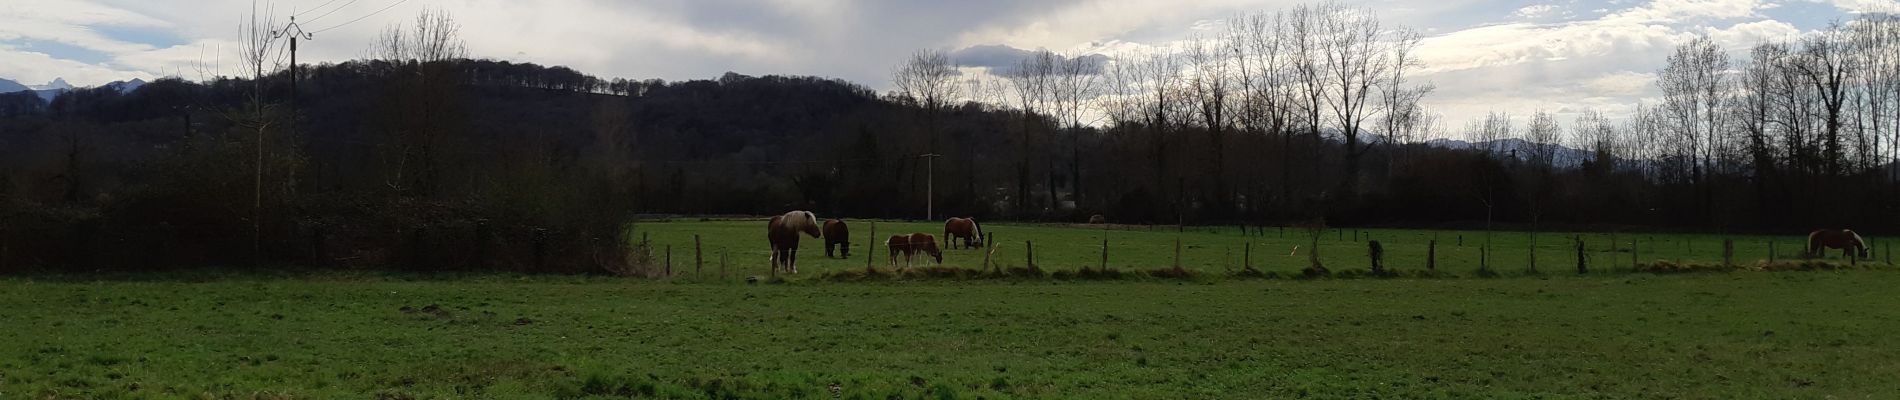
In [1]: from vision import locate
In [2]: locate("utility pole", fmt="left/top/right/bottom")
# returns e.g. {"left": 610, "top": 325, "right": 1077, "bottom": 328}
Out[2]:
{"left": 273, "top": 16, "right": 313, "bottom": 110}
{"left": 922, "top": 153, "right": 942, "bottom": 221}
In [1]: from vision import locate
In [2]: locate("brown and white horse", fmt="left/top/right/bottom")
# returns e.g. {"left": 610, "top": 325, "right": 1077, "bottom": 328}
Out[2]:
{"left": 1808, "top": 229, "right": 1869, "bottom": 259}
{"left": 944, "top": 217, "right": 984, "bottom": 249}
{"left": 886, "top": 234, "right": 911, "bottom": 268}
{"left": 823, "top": 219, "right": 850, "bottom": 258}
{"left": 908, "top": 232, "right": 944, "bottom": 265}
{"left": 767, "top": 211, "right": 822, "bottom": 274}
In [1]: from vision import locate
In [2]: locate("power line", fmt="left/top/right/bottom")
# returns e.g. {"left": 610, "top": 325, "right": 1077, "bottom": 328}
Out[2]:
{"left": 312, "top": 0, "right": 412, "bottom": 34}
{"left": 301, "top": 0, "right": 360, "bottom": 24}
{"left": 294, "top": 0, "right": 343, "bottom": 17}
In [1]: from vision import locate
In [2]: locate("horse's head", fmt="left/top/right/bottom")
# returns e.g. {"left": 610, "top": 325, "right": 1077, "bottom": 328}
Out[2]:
{"left": 971, "top": 219, "right": 984, "bottom": 246}
{"left": 800, "top": 211, "right": 822, "bottom": 238}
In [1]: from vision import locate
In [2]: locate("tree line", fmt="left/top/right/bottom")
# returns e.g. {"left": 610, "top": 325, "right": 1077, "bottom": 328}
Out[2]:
{"left": 2, "top": 5, "right": 1897, "bottom": 272}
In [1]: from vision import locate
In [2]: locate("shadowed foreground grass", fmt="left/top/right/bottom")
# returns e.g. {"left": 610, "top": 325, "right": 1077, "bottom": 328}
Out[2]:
{"left": 4, "top": 272, "right": 1898, "bottom": 398}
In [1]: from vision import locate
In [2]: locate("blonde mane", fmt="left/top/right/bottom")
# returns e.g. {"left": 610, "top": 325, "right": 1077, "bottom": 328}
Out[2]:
{"left": 778, "top": 210, "right": 821, "bottom": 234}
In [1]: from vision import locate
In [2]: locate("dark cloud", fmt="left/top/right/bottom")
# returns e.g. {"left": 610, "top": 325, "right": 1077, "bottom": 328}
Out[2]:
{"left": 949, "top": 44, "right": 1108, "bottom": 75}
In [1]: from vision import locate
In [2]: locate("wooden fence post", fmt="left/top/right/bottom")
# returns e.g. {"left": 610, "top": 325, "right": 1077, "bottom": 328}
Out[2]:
{"left": 1631, "top": 239, "right": 1638, "bottom": 269}
{"left": 1427, "top": 239, "right": 1437, "bottom": 272}
{"left": 1479, "top": 245, "right": 1488, "bottom": 272}
{"left": 1026, "top": 240, "right": 1035, "bottom": 270}
{"left": 1100, "top": 228, "right": 1109, "bottom": 271}
{"left": 1886, "top": 242, "right": 1892, "bottom": 265}
{"left": 1769, "top": 241, "right": 1776, "bottom": 262}
{"left": 695, "top": 235, "right": 703, "bottom": 275}
{"left": 665, "top": 245, "right": 672, "bottom": 277}
{"left": 983, "top": 243, "right": 997, "bottom": 273}
{"left": 1528, "top": 236, "right": 1538, "bottom": 274}
{"left": 1575, "top": 236, "right": 1586, "bottom": 274}
{"left": 1721, "top": 239, "right": 1733, "bottom": 267}
{"left": 866, "top": 221, "right": 876, "bottom": 271}
{"left": 1367, "top": 241, "right": 1384, "bottom": 275}
{"left": 1243, "top": 242, "right": 1253, "bottom": 272}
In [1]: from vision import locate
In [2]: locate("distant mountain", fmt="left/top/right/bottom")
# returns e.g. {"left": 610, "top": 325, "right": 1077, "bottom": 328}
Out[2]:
{"left": 29, "top": 78, "right": 73, "bottom": 91}
{"left": 0, "top": 77, "right": 148, "bottom": 104}
{"left": 103, "top": 78, "right": 146, "bottom": 93}
{"left": 32, "top": 89, "right": 63, "bottom": 104}
{"left": 0, "top": 78, "right": 29, "bottom": 93}
{"left": 1425, "top": 137, "right": 1593, "bottom": 169}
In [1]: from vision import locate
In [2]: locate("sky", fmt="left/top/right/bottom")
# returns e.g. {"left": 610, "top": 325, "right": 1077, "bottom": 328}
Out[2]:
{"left": 3, "top": 0, "right": 1896, "bottom": 131}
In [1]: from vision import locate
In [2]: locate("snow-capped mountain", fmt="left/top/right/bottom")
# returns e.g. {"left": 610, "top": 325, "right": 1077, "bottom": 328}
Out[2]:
{"left": 1425, "top": 137, "right": 1594, "bottom": 169}
{"left": 103, "top": 78, "right": 146, "bottom": 93}
{"left": 28, "top": 78, "right": 73, "bottom": 91}
{"left": 0, "top": 77, "right": 148, "bottom": 104}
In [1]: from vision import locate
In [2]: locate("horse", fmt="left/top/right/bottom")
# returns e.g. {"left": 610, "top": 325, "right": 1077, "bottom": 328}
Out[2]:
{"left": 908, "top": 232, "right": 944, "bottom": 264}
{"left": 1087, "top": 214, "right": 1107, "bottom": 224}
{"left": 823, "top": 219, "right": 850, "bottom": 258}
{"left": 886, "top": 234, "right": 911, "bottom": 268}
{"left": 944, "top": 217, "right": 984, "bottom": 249}
{"left": 1808, "top": 229, "right": 1869, "bottom": 259}
{"left": 767, "top": 211, "right": 822, "bottom": 274}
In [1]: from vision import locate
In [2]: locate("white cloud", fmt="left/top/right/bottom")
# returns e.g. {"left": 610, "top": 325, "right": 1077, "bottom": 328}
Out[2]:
{"left": 1515, "top": 4, "right": 1561, "bottom": 18}
{"left": 1807, "top": 0, "right": 1900, "bottom": 13}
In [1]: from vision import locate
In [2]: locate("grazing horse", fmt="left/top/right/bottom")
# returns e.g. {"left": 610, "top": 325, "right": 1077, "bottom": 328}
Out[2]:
{"left": 1087, "top": 214, "right": 1107, "bottom": 224}
{"left": 767, "top": 211, "right": 823, "bottom": 274}
{"left": 1808, "top": 229, "right": 1869, "bottom": 259}
{"left": 908, "top": 233, "right": 944, "bottom": 264}
{"left": 823, "top": 219, "right": 850, "bottom": 258}
{"left": 886, "top": 234, "right": 911, "bottom": 268}
{"left": 944, "top": 217, "right": 984, "bottom": 249}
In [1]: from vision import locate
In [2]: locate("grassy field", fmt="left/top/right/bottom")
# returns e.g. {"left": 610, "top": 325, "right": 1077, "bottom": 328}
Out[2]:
{"left": 4, "top": 272, "right": 1899, "bottom": 398}
{"left": 632, "top": 219, "right": 1895, "bottom": 277}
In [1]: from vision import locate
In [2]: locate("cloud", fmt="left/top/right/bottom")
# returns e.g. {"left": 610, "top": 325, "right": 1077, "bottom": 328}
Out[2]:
{"left": 1514, "top": 4, "right": 1561, "bottom": 19}
{"left": 0, "top": 0, "right": 1877, "bottom": 135}
{"left": 1413, "top": 0, "right": 1807, "bottom": 128}
{"left": 1806, "top": 0, "right": 1900, "bottom": 13}
{"left": 949, "top": 44, "right": 1109, "bottom": 74}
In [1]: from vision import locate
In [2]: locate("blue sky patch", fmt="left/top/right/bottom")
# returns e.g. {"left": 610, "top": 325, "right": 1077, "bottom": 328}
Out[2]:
{"left": 5, "top": 39, "right": 112, "bottom": 65}
{"left": 93, "top": 25, "right": 188, "bottom": 48}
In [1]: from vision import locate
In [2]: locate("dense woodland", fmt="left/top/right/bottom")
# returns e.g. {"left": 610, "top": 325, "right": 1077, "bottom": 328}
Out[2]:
{"left": 2, "top": 5, "right": 1898, "bottom": 272}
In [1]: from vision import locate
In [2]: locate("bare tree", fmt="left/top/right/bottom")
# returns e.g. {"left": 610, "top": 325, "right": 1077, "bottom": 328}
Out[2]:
{"left": 1657, "top": 35, "right": 1730, "bottom": 224}
{"left": 376, "top": 8, "right": 467, "bottom": 64}
{"left": 1185, "top": 33, "right": 1234, "bottom": 211}
{"left": 1051, "top": 54, "right": 1100, "bottom": 206}
{"left": 893, "top": 48, "right": 961, "bottom": 219}
{"left": 1005, "top": 50, "right": 1058, "bottom": 211}
{"left": 1320, "top": 4, "right": 1394, "bottom": 196}
{"left": 1571, "top": 110, "right": 1620, "bottom": 172}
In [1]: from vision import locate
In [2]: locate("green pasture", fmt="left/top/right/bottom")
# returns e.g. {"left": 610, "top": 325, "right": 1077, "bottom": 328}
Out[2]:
{"left": 632, "top": 219, "right": 1895, "bottom": 277}
{"left": 4, "top": 272, "right": 1898, "bottom": 398}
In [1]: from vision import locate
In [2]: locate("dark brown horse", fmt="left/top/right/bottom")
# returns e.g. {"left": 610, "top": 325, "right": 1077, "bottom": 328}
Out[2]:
{"left": 1808, "top": 229, "right": 1869, "bottom": 259}
{"left": 944, "top": 217, "right": 984, "bottom": 249}
{"left": 823, "top": 219, "right": 850, "bottom": 258}
{"left": 767, "top": 211, "right": 822, "bottom": 274}
{"left": 908, "top": 233, "right": 944, "bottom": 264}
{"left": 886, "top": 234, "right": 911, "bottom": 267}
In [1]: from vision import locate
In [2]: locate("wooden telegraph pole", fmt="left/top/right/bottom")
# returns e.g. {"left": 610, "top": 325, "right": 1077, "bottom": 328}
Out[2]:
{"left": 922, "top": 153, "right": 942, "bottom": 221}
